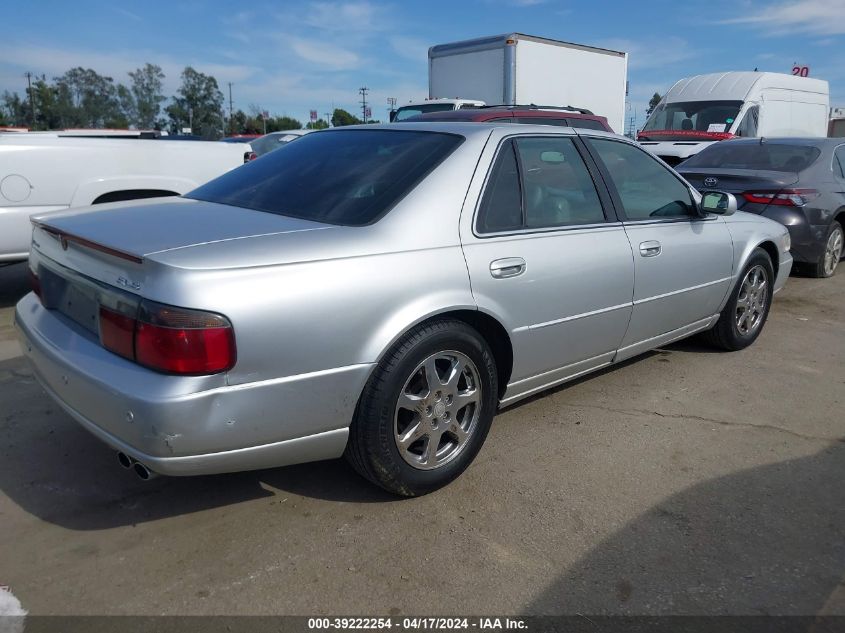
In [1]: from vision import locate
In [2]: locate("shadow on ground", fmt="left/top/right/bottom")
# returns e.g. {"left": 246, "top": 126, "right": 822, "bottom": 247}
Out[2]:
{"left": 0, "top": 357, "right": 397, "bottom": 532}
{"left": 0, "top": 262, "right": 29, "bottom": 309}
{"left": 525, "top": 443, "right": 845, "bottom": 615}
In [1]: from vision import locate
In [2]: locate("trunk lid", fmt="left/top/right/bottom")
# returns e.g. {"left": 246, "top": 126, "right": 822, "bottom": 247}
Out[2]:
{"left": 34, "top": 197, "right": 330, "bottom": 259}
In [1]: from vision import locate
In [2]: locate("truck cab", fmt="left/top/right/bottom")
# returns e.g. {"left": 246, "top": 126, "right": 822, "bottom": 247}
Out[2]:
{"left": 638, "top": 72, "right": 829, "bottom": 166}
{"left": 390, "top": 98, "right": 485, "bottom": 122}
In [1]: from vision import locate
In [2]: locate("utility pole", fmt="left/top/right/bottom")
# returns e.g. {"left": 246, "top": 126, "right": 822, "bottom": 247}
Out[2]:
{"left": 24, "top": 71, "right": 36, "bottom": 128}
{"left": 324, "top": 111, "right": 331, "bottom": 127}
{"left": 359, "top": 86, "right": 369, "bottom": 124}
{"left": 228, "top": 82, "right": 234, "bottom": 135}
{"left": 387, "top": 97, "right": 396, "bottom": 121}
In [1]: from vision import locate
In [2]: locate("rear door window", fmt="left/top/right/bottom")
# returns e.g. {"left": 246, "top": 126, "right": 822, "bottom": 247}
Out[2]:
{"left": 476, "top": 136, "right": 607, "bottom": 233}
{"left": 834, "top": 146, "right": 845, "bottom": 179}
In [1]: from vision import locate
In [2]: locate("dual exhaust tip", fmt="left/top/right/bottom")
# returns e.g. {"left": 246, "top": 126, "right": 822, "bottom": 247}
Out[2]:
{"left": 117, "top": 451, "right": 157, "bottom": 480}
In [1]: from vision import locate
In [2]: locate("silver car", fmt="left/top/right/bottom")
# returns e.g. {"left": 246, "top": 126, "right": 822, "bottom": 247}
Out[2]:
{"left": 15, "top": 123, "right": 793, "bottom": 496}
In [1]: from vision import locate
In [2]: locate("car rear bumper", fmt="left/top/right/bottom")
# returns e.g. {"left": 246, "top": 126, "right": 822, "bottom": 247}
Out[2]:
{"left": 15, "top": 293, "right": 372, "bottom": 476}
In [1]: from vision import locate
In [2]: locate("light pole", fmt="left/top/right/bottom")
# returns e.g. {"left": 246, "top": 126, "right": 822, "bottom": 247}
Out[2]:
{"left": 24, "top": 71, "right": 36, "bottom": 128}
{"left": 359, "top": 86, "right": 369, "bottom": 123}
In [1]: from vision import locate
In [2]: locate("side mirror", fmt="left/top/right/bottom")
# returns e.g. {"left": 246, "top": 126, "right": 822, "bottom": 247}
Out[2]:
{"left": 700, "top": 191, "right": 737, "bottom": 216}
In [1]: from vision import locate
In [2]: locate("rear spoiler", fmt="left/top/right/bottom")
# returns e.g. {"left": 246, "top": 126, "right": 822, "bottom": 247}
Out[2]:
{"left": 33, "top": 220, "right": 144, "bottom": 264}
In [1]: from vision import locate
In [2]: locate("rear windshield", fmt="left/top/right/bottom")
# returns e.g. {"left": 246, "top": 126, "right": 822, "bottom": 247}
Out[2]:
{"left": 681, "top": 142, "right": 821, "bottom": 172}
{"left": 394, "top": 104, "right": 458, "bottom": 121}
{"left": 186, "top": 129, "right": 463, "bottom": 226}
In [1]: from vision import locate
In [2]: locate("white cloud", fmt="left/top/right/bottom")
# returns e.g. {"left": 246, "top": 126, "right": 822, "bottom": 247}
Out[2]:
{"left": 288, "top": 37, "right": 361, "bottom": 69}
{"left": 0, "top": 43, "right": 258, "bottom": 96}
{"left": 722, "top": 0, "right": 845, "bottom": 35}
{"left": 389, "top": 36, "right": 429, "bottom": 63}
{"left": 299, "top": 1, "right": 387, "bottom": 33}
{"left": 597, "top": 36, "right": 695, "bottom": 70}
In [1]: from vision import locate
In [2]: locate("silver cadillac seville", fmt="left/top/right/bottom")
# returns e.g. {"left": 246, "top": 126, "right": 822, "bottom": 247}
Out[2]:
{"left": 15, "top": 123, "right": 793, "bottom": 496}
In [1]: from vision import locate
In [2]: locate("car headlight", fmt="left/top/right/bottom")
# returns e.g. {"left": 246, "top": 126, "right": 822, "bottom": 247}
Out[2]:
{"left": 782, "top": 231, "right": 791, "bottom": 253}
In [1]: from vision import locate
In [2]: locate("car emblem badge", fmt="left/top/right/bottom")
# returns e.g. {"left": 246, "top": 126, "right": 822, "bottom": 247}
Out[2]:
{"left": 703, "top": 177, "right": 718, "bottom": 188}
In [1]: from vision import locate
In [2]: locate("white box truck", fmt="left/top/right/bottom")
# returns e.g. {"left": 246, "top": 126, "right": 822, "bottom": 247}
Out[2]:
{"left": 427, "top": 33, "right": 628, "bottom": 133}
{"left": 638, "top": 71, "right": 830, "bottom": 165}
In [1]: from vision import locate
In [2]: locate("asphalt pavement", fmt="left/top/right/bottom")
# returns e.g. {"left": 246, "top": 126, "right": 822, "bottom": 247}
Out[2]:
{"left": 0, "top": 261, "right": 842, "bottom": 616}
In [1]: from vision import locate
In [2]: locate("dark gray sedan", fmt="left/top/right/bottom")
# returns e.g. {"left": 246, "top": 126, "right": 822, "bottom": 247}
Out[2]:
{"left": 678, "top": 138, "right": 845, "bottom": 277}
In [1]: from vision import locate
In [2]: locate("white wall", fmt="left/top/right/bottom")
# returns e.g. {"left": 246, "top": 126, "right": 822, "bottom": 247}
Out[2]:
{"left": 515, "top": 40, "right": 627, "bottom": 133}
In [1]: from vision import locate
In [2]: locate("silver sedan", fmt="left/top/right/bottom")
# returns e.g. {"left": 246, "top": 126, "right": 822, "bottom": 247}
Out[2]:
{"left": 15, "top": 123, "right": 793, "bottom": 495}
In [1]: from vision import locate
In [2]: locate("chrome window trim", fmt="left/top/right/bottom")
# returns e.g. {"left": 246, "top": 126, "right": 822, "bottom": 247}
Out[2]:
{"left": 471, "top": 132, "right": 614, "bottom": 240}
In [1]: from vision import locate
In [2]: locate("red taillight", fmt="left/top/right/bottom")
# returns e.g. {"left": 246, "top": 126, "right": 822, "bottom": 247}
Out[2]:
{"left": 98, "top": 306, "right": 135, "bottom": 360}
{"left": 136, "top": 324, "right": 235, "bottom": 375}
{"left": 97, "top": 300, "right": 236, "bottom": 375}
{"left": 135, "top": 302, "right": 236, "bottom": 375}
{"left": 244, "top": 151, "right": 257, "bottom": 163}
{"left": 29, "top": 268, "right": 42, "bottom": 300}
{"left": 741, "top": 189, "right": 820, "bottom": 207}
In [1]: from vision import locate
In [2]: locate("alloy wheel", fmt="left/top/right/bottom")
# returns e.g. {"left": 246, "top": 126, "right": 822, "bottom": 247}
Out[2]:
{"left": 823, "top": 227, "right": 843, "bottom": 276}
{"left": 394, "top": 351, "right": 482, "bottom": 470}
{"left": 735, "top": 265, "right": 769, "bottom": 336}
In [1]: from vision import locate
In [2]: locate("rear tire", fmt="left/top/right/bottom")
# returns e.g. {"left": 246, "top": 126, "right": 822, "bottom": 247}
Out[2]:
{"left": 703, "top": 248, "right": 774, "bottom": 351}
{"left": 345, "top": 319, "right": 497, "bottom": 497}
{"left": 807, "top": 221, "right": 842, "bottom": 278}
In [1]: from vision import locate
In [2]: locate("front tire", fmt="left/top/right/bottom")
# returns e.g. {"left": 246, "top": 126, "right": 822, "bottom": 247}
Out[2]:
{"left": 703, "top": 248, "right": 774, "bottom": 351}
{"left": 808, "top": 221, "right": 843, "bottom": 278}
{"left": 345, "top": 319, "right": 498, "bottom": 496}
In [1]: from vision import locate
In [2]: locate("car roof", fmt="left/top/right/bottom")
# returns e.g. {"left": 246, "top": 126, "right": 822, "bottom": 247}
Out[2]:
{"left": 321, "top": 121, "right": 628, "bottom": 143}
{"left": 405, "top": 108, "right": 605, "bottom": 123}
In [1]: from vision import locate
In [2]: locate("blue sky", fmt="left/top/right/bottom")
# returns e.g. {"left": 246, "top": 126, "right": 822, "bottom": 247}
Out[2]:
{"left": 2, "top": 0, "right": 844, "bottom": 129}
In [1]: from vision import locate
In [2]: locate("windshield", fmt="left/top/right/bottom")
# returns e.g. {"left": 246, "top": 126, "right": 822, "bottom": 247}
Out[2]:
{"left": 640, "top": 100, "right": 743, "bottom": 140}
{"left": 394, "top": 103, "right": 458, "bottom": 121}
{"left": 186, "top": 129, "right": 464, "bottom": 226}
{"left": 681, "top": 142, "right": 821, "bottom": 172}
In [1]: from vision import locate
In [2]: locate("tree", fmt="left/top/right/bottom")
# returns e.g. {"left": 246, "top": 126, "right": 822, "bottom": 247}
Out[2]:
{"left": 1, "top": 91, "right": 28, "bottom": 127}
{"left": 331, "top": 108, "right": 361, "bottom": 127}
{"left": 267, "top": 115, "right": 302, "bottom": 132}
{"left": 306, "top": 119, "right": 329, "bottom": 130}
{"left": 646, "top": 92, "right": 662, "bottom": 116}
{"left": 54, "top": 67, "right": 125, "bottom": 127}
{"left": 166, "top": 66, "right": 224, "bottom": 139}
{"left": 126, "top": 64, "right": 166, "bottom": 128}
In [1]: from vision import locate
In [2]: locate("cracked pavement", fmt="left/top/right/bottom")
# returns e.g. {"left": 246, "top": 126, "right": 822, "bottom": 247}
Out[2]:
{"left": 0, "top": 260, "right": 842, "bottom": 615}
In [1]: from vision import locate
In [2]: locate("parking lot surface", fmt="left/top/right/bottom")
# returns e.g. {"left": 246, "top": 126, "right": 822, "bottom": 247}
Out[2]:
{"left": 0, "top": 261, "right": 843, "bottom": 616}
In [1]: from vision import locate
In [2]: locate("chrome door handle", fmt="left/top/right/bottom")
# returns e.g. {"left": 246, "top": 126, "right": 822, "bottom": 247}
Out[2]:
{"left": 639, "top": 241, "right": 661, "bottom": 257}
{"left": 489, "top": 257, "right": 526, "bottom": 279}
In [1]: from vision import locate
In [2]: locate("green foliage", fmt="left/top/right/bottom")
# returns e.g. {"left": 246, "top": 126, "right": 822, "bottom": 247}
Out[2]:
{"left": 54, "top": 67, "right": 125, "bottom": 128}
{"left": 331, "top": 108, "right": 361, "bottom": 127}
{"left": 306, "top": 119, "right": 329, "bottom": 130}
{"left": 127, "top": 64, "right": 166, "bottom": 129}
{"left": 1, "top": 91, "right": 27, "bottom": 127}
{"left": 166, "top": 66, "right": 224, "bottom": 139}
{"left": 646, "top": 92, "right": 662, "bottom": 116}
{"left": 226, "top": 109, "right": 303, "bottom": 135}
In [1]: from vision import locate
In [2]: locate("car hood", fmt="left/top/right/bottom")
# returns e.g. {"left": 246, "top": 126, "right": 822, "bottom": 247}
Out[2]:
{"left": 33, "top": 197, "right": 332, "bottom": 258}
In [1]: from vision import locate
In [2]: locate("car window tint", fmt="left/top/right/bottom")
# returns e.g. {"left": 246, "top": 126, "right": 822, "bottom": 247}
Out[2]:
{"left": 834, "top": 146, "right": 845, "bottom": 179}
{"left": 589, "top": 138, "right": 695, "bottom": 220}
{"left": 681, "top": 141, "right": 821, "bottom": 172}
{"left": 567, "top": 118, "right": 607, "bottom": 131}
{"left": 513, "top": 117, "right": 570, "bottom": 126}
{"left": 515, "top": 137, "right": 605, "bottom": 228}
{"left": 735, "top": 106, "right": 759, "bottom": 137}
{"left": 477, "top": 140, "right": 523, "bottom": 233}
{"left": 488, "top": 117, "right": 516, "bottom": 123}
{"left": 187, "top": 130, "right": 463, "bottom": 226}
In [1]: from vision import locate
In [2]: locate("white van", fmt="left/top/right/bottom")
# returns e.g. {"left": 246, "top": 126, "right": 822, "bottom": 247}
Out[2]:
{"left": 638, "top": 71, "right": 829, "bottom": 165}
